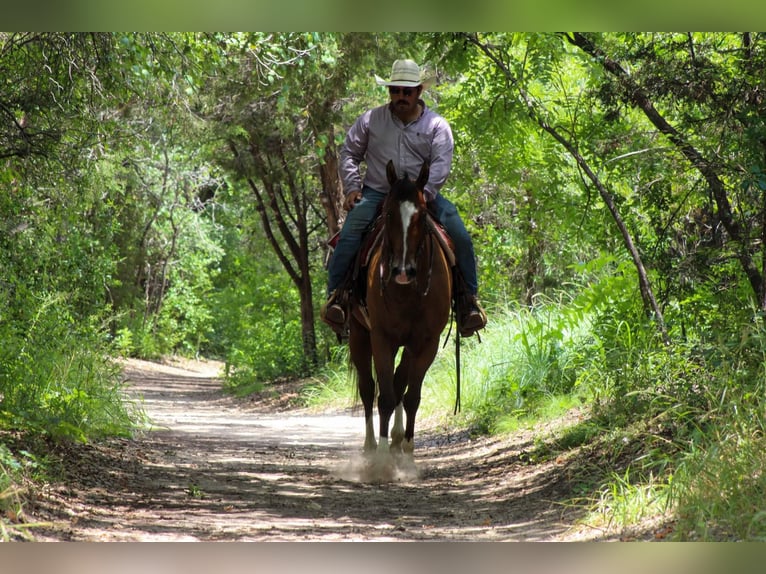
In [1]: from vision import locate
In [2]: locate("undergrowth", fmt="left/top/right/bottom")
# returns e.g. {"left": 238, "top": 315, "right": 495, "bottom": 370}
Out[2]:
{"left": 306, "top": 290, "right": 766, "bottom": 541}
{"left": 0, "top": 294, "right": 147, "bottom": 539}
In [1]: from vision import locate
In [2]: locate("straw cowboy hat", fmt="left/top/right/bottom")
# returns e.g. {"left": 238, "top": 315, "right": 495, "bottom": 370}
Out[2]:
{"left": 375, "top": 59, "right": 435, "bottom": 88}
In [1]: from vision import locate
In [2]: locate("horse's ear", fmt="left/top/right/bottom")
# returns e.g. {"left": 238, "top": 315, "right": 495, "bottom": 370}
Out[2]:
{"left": 416, "top": 161, "right": 430, "bottom": 191}
{"left": 386, "top": 160, "right": 398, "bottom": 186}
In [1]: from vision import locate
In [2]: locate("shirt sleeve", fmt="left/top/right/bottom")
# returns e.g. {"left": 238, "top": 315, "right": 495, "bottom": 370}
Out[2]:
{"left": 423, "top": 117, "right": 454, "bottom": 202}
{"left": 339, "top": 111, "right": 370, "bottom": 195}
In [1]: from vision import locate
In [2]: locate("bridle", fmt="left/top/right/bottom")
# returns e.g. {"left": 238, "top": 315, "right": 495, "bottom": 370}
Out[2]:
{"left": 378, "top": 187, "right": 437, "bottom": 298}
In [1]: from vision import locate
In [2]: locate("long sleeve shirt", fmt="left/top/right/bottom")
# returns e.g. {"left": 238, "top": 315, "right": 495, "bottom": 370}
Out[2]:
{"left": 339, "top": 101, "right": 454, "bottom": 202}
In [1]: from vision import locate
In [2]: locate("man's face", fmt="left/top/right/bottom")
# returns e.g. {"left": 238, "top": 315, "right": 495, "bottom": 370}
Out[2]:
{"left": 388, "top": 85, "right": 421, "bottom": 117}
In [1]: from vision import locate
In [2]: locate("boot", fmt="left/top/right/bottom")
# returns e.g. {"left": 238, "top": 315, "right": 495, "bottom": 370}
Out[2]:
{"left": 320, "top": 290, "right": 346, "bottom": 334}
{"left": 458, "top": 294, "right": 487, "bottom": 337}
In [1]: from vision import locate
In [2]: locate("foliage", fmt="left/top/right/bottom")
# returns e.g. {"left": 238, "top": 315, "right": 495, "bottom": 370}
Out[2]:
{"left": 0, "top": 33, "right": 151, "bottom": 446}
{"left": 661, "top": 308, "right": 766, "bottom": 540}
{"left": 212, "top": 245, "right": 308, "bottom": 389}
{"left": 3, "top": 32, "right": 766, "bottom": 540}
{"left": 0, "top": 443, "right": 41, "bottom": 541}
{"left": 0, "top": 295, "right": 140, "bottom": 442}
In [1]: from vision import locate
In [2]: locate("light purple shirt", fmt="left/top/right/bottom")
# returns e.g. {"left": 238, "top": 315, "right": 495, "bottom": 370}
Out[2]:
{"left": 339, "top": 101, "right": 454, "bottom": 202}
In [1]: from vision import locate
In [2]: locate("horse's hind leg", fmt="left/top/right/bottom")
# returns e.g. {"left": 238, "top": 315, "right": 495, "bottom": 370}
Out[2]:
{"left": 361, "top": 377, "right": 377, "bottom": 453}
{"left": 350, "top": 324, "right": 376, "bottom": 453}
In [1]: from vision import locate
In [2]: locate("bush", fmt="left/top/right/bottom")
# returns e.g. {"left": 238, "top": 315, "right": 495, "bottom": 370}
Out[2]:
{"left": 0, "top": 293, "right": 141, "bottom": 442}
{"left": 207, "top": 247, "right": 311, "bottom": 392}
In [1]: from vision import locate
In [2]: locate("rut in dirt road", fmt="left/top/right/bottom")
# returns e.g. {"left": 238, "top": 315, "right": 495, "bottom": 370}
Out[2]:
{"left": 35, "top": 358, "right": 593, "bottom": 541}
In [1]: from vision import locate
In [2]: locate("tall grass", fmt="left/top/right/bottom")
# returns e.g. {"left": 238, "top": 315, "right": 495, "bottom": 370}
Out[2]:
{"left": 0, "top": 293, "right": 144, "bottom": 441}
{"left": 583, "top": 470, "right": 673, "bottom": 537}
{"left": 671, "top": 424, "right": 766, "bottom": 541}
{"left": 665, "top": 320, "right": 766, "bottom": 541}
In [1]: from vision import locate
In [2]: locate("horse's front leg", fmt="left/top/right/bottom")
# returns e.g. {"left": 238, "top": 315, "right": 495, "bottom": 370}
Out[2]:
{"left": 390, "top": 352, "right": 410, "bottom": 452}
{"left": 376, "top": 387, "right": 396, "bottom": 455}
{"left": 400, "top": 339, "right": 441, "bottom": 457}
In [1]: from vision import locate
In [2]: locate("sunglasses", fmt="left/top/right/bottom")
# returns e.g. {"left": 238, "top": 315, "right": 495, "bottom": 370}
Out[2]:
{"left": 388, "top": 87, "right": 416, "bottom": 96}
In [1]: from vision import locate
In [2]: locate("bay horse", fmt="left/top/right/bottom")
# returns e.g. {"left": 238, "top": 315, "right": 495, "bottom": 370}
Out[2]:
{"left": 349, "top": 160, "right": 453, "bottom": 461}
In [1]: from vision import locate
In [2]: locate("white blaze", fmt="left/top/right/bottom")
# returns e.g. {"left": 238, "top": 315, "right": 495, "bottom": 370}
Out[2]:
{"left": 398, "top": 200, "right": 417, "bottom": 270}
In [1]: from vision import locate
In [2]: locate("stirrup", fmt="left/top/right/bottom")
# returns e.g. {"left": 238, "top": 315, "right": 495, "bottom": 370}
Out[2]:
{"left": 459, "top": 311, "right": 485, "bottom": 337}
{"left": 323, "top": 303, "right": 345, "bottom": 327}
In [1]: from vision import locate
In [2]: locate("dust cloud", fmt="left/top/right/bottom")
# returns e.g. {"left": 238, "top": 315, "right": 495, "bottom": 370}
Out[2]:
{"left": 333, "top": 450, "right": 422, "bottom": 483}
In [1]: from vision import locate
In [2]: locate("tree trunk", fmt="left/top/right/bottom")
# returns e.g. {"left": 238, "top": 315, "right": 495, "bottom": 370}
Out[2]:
{"left": 227, "top": 138, "right": 319, "bottom": 365}
{"left": 318, "top": 129, "right": 343, "bottom": 238}
{"left": 539, "top": 117, "right": 670, "bottom": 344}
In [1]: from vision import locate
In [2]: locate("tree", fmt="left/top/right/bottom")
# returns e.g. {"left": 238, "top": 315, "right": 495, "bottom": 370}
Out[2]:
{"left": 430, "top": 33, "right": 669, "bottom": 339}
{"left": 210, "top": 33, "right": 420, "bottom": 366}
{"left": 0, "top": 32, "right": 149, "bottom": 439}
{"left": 566, "top": 33, "right": 766, "bottom": 312}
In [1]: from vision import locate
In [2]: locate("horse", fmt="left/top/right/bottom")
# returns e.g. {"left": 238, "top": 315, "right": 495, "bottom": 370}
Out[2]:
{"left": 348, "top": 160, "right": 453, "bottom": 462}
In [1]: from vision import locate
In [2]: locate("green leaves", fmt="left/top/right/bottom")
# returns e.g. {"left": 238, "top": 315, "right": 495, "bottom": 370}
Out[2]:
{"left": 0, "top": 293, "right": 138, "bottom": 442}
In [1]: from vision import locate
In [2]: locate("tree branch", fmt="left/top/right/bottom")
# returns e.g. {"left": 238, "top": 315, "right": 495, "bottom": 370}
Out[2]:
{"left": 463, "top": 32, "right": 670, "bottom": 341}
{"left": 566, "top": 32, "right": 764, "bottom": 304}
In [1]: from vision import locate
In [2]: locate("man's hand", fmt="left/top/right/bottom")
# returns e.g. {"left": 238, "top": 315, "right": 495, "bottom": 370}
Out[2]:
{"left": 343, "top": 190, "right": 362, "bottom": 211}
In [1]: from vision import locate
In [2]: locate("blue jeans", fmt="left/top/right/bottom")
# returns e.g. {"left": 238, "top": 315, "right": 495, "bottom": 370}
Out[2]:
{"left": 327, "top": 186, "right": 479, "bottom": 296}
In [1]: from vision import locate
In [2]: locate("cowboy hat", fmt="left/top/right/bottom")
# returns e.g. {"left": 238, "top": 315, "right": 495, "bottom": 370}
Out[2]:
{"left": 375, "top": 59, "right": 435, "bottom": 88}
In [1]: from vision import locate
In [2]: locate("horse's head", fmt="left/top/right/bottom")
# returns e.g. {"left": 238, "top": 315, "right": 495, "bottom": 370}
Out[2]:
{"left": 382, "top": 160, "right": 430, "bottom": 286}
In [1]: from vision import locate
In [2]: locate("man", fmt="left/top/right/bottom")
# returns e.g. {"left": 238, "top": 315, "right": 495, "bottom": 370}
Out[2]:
{"left": 321, "top": 59, "right": 487, "bottom": 337}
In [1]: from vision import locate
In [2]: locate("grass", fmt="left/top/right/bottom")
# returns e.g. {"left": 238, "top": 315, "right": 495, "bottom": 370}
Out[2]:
{"left": 306, "top": 302, "right": 594, "bottom": 429}
{"left": 573, "top": 416, "right": 766, "bottom": 541}
{"left": 581, "top": 470, "right": 674, "bottom": 539}
{"left": 670, "top": 422, "right": 766, "bottom": 541}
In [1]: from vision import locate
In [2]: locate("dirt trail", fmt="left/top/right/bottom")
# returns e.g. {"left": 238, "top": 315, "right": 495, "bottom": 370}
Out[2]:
{"left": 30, "top": 358, "right": 604, "bottom": 541}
